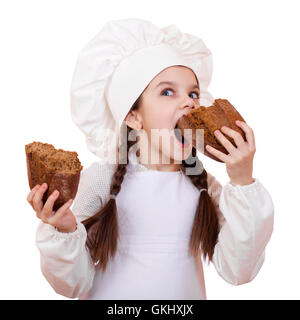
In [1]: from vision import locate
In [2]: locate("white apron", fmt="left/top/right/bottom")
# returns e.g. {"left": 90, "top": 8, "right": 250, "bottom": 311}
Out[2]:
{"left": 85, "top": 155, "right": 206, "bottom": 300}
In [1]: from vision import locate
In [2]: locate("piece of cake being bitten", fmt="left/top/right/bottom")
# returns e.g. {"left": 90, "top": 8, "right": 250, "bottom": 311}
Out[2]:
{"left": 25, "top": 142, "right": 83, "bottom": 211}
{"left": 176, "top": 99, "right": 247, "bottom": 163}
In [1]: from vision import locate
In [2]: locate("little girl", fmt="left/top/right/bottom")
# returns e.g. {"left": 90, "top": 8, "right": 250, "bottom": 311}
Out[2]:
{"left": 26, "top": 18, "right": 274, "bottom": 300}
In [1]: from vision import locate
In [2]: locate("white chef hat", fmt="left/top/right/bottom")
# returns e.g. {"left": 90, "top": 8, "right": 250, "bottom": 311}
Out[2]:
{"left": 70, "top": 18, "right": 214, "bottom": 164}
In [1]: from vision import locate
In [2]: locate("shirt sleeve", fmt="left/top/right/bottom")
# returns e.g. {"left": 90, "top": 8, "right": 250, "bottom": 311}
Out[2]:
{"left": 35, "top": 161, "right": 115, "bottom": 299}
{"left": 207, "top": 173, "right": 275, "bottom": 286}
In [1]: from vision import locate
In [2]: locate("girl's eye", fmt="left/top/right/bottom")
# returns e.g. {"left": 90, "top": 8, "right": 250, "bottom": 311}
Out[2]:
{"left": 161, "top": 88, "right": 174, "bottom": 96}
{"left": 161, "top": 88, "right": 199, "bottom": 99}
{"left": 190, "top": 92, "right": 199, "bottom": 99}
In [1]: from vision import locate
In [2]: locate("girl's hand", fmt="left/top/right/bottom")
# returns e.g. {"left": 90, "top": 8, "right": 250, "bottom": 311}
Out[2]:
{"left": 205, "top": 120, "right": 256, "bottom": 186}
{"left": 27, "top": 183, "right": 77, "bottom": 233}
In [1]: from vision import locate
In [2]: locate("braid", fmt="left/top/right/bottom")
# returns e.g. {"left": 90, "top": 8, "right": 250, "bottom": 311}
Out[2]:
{"left": 181, "top": 147, "right": 220, "bottom": 262}
{"left": 82, "top": 127, "right": 134, "bottom": 272}
{"left": 110, "top": 128, "right": 137, "bottom": 198}
{"left": 110, "top": 164, "right": 127, "bottom": 196}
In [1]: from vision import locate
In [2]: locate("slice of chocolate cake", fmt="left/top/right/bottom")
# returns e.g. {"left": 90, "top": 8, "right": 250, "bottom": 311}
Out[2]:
{"left": 177, "top": 99, "right": 246, "bottom": 162}
{"left": 25, "top": 142, "right": 83, "bottom": 211}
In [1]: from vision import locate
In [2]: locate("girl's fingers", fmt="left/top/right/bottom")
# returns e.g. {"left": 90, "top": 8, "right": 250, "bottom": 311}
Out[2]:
{"left": 32, "top": 183, "right": 48, "bottom": 216}
{"left": 235, "top": 121, "right": 256, "bottom": 151}
{"left": 40, "top": 190, "right": 60, "bottom": 221}
{"left": 47, "top": 199, "right": 73, "bottom": 226}
{"left": 27, "top": 184, "right": 41, "bottom": 205}
{"left": 205, "top": 144, "right": 228, "bottom": 162}
{"left": 213, "top": 129, "right": 237, "bottom": 154}
{"left": 219, "top": 126, "right": 246, "bottom": 151}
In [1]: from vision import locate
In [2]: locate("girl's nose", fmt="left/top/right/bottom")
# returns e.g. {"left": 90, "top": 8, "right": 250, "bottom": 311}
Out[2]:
{"left": 182, "top": 97, "right": 196, "bottom": 111}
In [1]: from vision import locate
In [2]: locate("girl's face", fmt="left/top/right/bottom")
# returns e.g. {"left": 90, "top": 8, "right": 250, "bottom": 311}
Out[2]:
{"left": 126, "top": 65, "right": 200, "bottom": 171}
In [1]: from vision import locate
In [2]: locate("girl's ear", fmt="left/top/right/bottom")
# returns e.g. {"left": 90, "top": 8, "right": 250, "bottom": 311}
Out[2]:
{"left": 125, "top": 110, "right": 143, "bottom": 130}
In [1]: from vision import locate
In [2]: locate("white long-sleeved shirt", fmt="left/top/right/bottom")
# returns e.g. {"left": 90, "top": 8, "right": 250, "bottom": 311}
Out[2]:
{"left": 36, "top": 146, "right": 274, "bottom": 299}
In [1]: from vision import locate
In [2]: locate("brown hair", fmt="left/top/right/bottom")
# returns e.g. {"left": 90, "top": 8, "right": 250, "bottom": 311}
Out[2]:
{"left": 82, "top": 95, "right": 220, "bottom": 272}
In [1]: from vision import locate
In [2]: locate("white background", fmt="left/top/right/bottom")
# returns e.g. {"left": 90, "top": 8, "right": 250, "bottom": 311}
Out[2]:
{"left": 0, "top": 0, "right": 299, "bottom": 300}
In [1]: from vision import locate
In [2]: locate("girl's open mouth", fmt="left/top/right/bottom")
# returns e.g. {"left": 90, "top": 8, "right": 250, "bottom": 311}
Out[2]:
{"left": 173, "top": 124, "right": 191, "bottom": 148}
